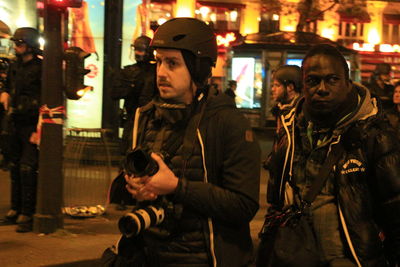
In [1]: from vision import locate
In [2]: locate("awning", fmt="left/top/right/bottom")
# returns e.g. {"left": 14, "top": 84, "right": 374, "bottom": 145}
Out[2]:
{"left": 236, "top": 31, "right": 354, "bottom": 54}
{"left": 338, "top": 10, "right": 371, "bottom": 23}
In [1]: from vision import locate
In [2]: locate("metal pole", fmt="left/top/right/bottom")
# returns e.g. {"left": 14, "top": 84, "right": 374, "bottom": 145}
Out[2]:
{"left": 33, "top": 3, "right": 64, "bottom": 234}
{"left": 102, "top": 0, "right": 123, "bottom": 139}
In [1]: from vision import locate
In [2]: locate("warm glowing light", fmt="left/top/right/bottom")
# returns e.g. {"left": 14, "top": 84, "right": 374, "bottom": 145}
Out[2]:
{"left": 230, "top": 11, "right": 238, "bottom": 22}
{"left": 16, "top": 15, "right": 29, "bottom": 28}
{"left": 272, "top": 14, "right": 279, "bottom": 21}
{"left": 199, "top": 6, "right": 210, "bottom": 18}
{"left": 216, "top": 32, "right": 236, "bottom": 47}
{"left": 367, "top": 28, "right": 380, "bottom": 45}
{"left": 353, "top": 42, "right": 375, "bottom": 52}
{"left": 157, "top": 18, "right": 167, "bottom": 25}
{"left": 175, "top": 0, "right": 195, "bottom": 18}
{"left": 282, "top": 25, "right": 295, "bottom": 32}
{"left": 379, "top": 44, "right": 400, "bottom": 53}
{"left": 210, "top": 13, "right": 216, "bottom": 22}
{"left": 39, "top": 37, "right": 45, "bottom": 49}
{"left": 321, "top": 28, "right": 335, "bottom": 40}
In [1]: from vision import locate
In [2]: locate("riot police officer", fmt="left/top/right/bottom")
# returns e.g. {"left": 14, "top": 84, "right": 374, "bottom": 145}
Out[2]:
{"left": 367, "top": 62, "right": 394, "bottom": 111}
{"left": 111, "top": 35, "right": 157, "bottom": 155}
{"left": 0, "top": 27, "right": 42, "bottom": 232}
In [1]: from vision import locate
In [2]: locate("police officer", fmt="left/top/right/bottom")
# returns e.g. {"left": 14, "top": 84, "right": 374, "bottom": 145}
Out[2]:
{"left": 0, "top": 27, "right": 42, "bottom": 233}
{"left": 111, "top": 35, "right": 157, "bottom": 155}
{"left": 367, "top": 62, "right": 394, "bottom": 111}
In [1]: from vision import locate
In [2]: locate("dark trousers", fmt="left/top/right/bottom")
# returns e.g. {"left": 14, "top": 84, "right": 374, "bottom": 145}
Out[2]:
{"left": 9, "top": 123, "right": 38, "bottom": 216}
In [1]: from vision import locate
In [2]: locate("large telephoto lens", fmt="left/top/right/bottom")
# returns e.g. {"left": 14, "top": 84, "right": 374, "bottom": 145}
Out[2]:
{"left": 124, "top": 149, "right": 159, "bottom": 177}
{"left": 118, "top": 205, "right": 165, "bottom": 237}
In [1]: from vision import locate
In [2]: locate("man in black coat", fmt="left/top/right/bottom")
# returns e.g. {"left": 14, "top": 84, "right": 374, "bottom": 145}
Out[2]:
{"left": 260, "top": 44, "right": 400, "bottom": 266}
{"left": 111, "top": 35, "right": 157, "bottom": 154}
{"left": 0, "top": 27, "right": 42, "bottom": 233}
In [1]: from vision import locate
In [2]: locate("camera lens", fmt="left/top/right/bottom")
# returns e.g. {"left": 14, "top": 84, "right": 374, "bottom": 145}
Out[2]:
{"left": 124, "top": 149, "right": 159, "bottom": 177}
{"left": 119, "top": 205, "right": 165, "bottom": 237}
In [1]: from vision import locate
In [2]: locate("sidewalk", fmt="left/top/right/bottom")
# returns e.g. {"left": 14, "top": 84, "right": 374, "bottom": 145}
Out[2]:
{"left": 0, "top": 131, "right": 271, "bottom": 267}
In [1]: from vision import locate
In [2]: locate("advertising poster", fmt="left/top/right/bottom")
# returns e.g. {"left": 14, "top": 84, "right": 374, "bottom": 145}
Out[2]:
{"left": 66, "top": 0, "right": 104, "bottom": 129}
{"left": 231, "top": 57, "right": 263, "bottom": 109}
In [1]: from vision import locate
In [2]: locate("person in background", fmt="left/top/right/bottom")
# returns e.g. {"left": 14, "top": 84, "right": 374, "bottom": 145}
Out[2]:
{"left": 111, "top": 35, "right": 157, "bottom": 155}
{"left": 122, "top": 18, "right": 260, "bottom": 266}
{"left": 0, "top": 58, "right": 12, "bottom": 170}
{"left": 259, "top": 44, "right": 400, "bottom": 266}
{"left": 367, "top": 62, "right": 394, "bottom": 111}
{"left": 386, "top": 81, "right": 400, "bottom": 135}
{"left": 0, "top": 28, "right": 42, "bottom": 233}
{"left": 270, "top": 65, "right": 302, "bottom": 130}
{"left": 224, "top": 80, "right": 237, "bottom": 98}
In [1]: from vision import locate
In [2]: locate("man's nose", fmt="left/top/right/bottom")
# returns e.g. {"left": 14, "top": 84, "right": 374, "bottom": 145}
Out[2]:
{"left": 316, "top": 80, "right": 329, "bottom": 96}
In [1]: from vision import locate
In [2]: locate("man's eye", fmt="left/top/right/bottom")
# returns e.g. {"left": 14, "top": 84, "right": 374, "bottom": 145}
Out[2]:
{"left": 167, "top": 60, "right": 176, "bottom": 68}
{"left": 305, "top": 77, "right": 320, "bottom": 86}
{"left": 326, "top": 76, "right": 340, "bottom": 85}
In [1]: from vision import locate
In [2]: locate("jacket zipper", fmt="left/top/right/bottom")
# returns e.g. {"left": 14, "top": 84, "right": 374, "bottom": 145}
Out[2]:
{"left": 197, "top": 129, "right": 218, "bottom": 267}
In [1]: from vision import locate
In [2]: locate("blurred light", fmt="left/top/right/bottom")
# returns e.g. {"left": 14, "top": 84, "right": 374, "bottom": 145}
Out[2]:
{"left": 166, "top": 13, "right": 171, "bottom": 17}
{"left": 379, "top": 44, "right": 400, "bottom": 53}
{"left": 352, "top": 42, "right": 375, "bottom": 52}
{"left": 321, "top": 28, "right": 334, "bottom": 40}
{"left": 272, "top": 14, "right": 279, "bottom": 21}
{"left": 176, "top": 7, "right": 192, "bottom": 17}
{"left": 216, "top": 32, "right": 236, "bottom": 47}
{"left": 16, "top": 15, "right": 29, "bottom": 28}
{"left": 199, "top": 6, "right": 210, "bottom": 18}
{"left": 283, "top": 25, "right": 295, "bottom": 32}
{"left": 157, "top": 18, "right": 167, "bottom": 25}
{"left": 367, "top": 28, "right": 380, "bottom": 45}
{"left": 230, "top": 10, "right": 238, "bottom": 22}
{"left": 39, "top": 37, "right": 45, "bottom": 49}
{"left": 210, "top": 13, "right": 216, "bottom": 22}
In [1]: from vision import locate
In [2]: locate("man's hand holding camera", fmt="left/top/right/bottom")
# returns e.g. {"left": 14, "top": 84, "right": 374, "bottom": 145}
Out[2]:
{"left": 125, "top": 153, "right": 178, "bottom": 201}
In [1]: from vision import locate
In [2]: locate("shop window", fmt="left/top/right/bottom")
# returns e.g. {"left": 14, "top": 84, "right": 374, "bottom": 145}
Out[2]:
{"left": 338, "top": 21, "right": 365, "bottom": 44}
{"left": 259, "top": 13, "right": 280, "bottom": 34}
{"left": 382, "top": 14, "right": 400, "bottom": 44}
{"left": 337, "top": 10, "right": 369, "bottom": 45}
{"left": 195, "top": 2, "right": 243, "bottom": 32}
{"left": 304, "top": 20, "right": 317, "bottom": 34}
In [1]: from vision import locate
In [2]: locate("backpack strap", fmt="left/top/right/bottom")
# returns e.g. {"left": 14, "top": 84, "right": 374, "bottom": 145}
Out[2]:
{"left": 302, "top": 139, "right": 345, "bottom": 206}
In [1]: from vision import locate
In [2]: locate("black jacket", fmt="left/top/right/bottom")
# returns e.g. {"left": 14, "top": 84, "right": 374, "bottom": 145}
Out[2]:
{"left": 111, "top": 62, "right": 156, "bottom": 115}
{"left": 5, "top": 56, "right": 42, "bottom": 125}
{"left": 133, "top": 88, "right": 260, "bottom": 266}
{"left": 267, "top": 84, "right": 400, "bottom": 266}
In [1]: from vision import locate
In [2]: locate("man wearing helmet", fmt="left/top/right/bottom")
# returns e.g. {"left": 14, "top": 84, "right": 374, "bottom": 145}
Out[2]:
{"left": 111, "top": 35, "right": 157, "bottom": 155}
{"left": 123, "top": 18, "right": 260, "bottom": 266}
{"left": 366, "top": 63, "right": 394, "bottom": 111}
{"left": 0, "top": 27, "right": 42, "bottom": 233}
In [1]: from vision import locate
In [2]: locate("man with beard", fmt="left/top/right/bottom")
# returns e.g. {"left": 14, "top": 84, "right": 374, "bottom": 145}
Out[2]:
{"left": 0, "top": 28, "right": 41, "bottom": 233}
{"left": 259, "top": 44, "right": 400, "bottom": 266}
{"left": 120, "top": 18, "right": 260, "bottom": 266}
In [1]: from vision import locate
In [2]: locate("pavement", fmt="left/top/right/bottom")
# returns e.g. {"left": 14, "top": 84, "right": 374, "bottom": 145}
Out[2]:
{"left": 0, "top": 130, "right": 272, "bottom": 267}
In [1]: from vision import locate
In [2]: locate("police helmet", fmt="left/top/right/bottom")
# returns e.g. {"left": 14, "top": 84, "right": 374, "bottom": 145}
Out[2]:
{"left": 273, "top": 65, "right": 302, "bottom": 92}
{"left": 150, "top": 18, "right": 217, "bottom": 67}
{"left": 132, "top": 35, "right": 153, "bottom": 62}
{"left": 374, "top": 63, "right": 391, "bottom": 75}
{"left": 11, "top": 27, "right": 40, "bottom": 49}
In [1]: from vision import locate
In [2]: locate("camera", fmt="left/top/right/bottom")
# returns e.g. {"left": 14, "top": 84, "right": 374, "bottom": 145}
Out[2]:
{"left": 123, "top": 148, "right": 160, "bottom": 177}
{"left": 118, "top": 205, "right": 165, "bottom": 237}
